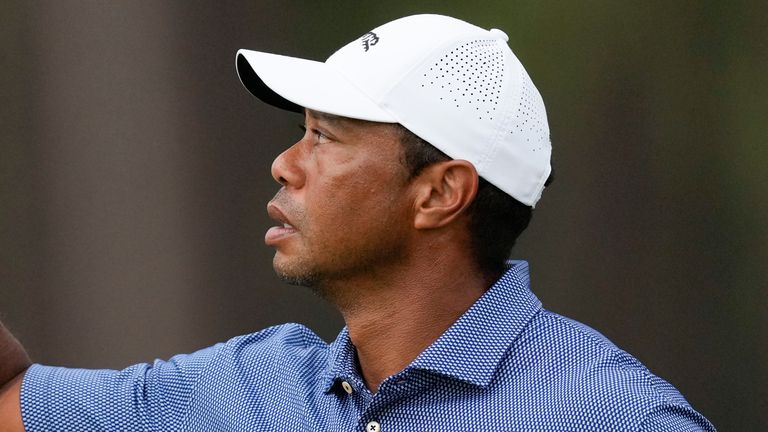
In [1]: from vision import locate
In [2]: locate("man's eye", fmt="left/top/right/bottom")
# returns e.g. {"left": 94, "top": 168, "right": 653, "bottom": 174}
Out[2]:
{"left": 298, "top": 124, "right": 329, "bottom": 144}
{"left": 313, "top": 130, "right": 329, "bottom": 143}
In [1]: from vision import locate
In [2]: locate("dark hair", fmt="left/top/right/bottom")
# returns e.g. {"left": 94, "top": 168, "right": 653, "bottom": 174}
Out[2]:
{"left": 396, "top": 125, "right": 545, "bottom": 278}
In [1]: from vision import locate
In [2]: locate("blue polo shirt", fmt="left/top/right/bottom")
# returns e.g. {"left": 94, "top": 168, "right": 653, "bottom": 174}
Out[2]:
{"left": 21, "top": 261, "right": 715, "bottom": 431}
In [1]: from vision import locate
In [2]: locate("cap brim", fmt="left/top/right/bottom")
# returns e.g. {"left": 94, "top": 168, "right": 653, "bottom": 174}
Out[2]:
{"left": 236, "top": 49, "right": 396, "bottom": 122}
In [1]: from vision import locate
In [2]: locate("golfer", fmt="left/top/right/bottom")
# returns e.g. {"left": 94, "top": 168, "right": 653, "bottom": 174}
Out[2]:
{"left": 0, "top": 14, "right": 714, "bottom": 431}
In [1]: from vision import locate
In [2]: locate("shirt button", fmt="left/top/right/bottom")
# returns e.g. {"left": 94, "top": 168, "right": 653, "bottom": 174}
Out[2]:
{"left": 341, "top": 381, "right": 353, "bottom": 394}
{"left": 366, "top": 420, "right": 381, "bottom": 432}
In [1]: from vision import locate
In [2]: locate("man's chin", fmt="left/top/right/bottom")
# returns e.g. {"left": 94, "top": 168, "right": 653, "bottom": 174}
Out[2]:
{"left": 275, "top": 271, "right": 318, "bottom": 288}
{"left": 272, "top": 258, "right": 319, "bottom": 288}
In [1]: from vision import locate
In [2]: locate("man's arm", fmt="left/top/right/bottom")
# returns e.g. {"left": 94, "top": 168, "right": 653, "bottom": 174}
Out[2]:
{"left": 0, "top": 321, "right": 31, "bottom": 432}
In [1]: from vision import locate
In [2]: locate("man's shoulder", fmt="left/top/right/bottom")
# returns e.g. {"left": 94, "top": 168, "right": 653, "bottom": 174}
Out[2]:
{"left": 522, "top": 309, "right": 638, "bottom": 367}
{"left": 222, "top": 323, "right": 330, "bottom": 361}
{"left": 185, "top": 323, "right": 332, "bottom": 385}
{"left": 517, "top": 310, "right": 687, "bottom": 400}
{"left": 182, "top": 323, "right": 331, "bottom": 400}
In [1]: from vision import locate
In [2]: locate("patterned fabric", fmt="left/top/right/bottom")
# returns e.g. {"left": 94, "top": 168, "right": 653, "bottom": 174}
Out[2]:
{"left": 21, "top": 261, "right": 715, "bottom": 431}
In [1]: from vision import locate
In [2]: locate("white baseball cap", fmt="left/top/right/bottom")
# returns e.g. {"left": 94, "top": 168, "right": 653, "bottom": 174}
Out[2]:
{"left": 236, "top": 14, "right": 551, "bottom": 207}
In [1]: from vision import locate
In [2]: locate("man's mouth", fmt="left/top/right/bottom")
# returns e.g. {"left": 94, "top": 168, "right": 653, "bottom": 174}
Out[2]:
{"left": 265, "top": 203, "right": 298, "bottom": 245}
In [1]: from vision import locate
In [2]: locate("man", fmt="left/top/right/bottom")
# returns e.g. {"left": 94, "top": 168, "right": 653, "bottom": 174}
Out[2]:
{"left": 0, "top": 14, "right": 714, "bottom": 431}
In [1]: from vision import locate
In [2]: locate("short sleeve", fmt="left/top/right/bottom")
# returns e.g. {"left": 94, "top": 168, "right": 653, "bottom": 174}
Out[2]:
{"left": 20, "top": 344, "right": 224, "bottom": 432}
{"left": 639, "top": 403, "right": 717, "bottom": 432}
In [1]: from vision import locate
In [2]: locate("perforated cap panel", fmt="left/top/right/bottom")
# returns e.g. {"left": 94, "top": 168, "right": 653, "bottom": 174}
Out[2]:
{"left": 510, "top": 71, "right": 549, "bottom": 154}
{"left": 420, "top": 40, "right": 505, "bottom": 122}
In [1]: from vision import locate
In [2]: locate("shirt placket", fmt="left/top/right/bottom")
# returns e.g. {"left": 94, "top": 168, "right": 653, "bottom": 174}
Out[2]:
{"left": 352, "top": 370, "right": 431, "bottom": 432}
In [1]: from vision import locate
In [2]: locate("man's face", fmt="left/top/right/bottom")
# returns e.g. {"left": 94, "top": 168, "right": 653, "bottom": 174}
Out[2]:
{"left": 266, "top": 110, "right": 415, "bottom": 290}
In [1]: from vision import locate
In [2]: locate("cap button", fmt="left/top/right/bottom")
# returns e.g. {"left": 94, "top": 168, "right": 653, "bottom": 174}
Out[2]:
{"left": 489, "top": 28, "right": 509, "bottom": 42}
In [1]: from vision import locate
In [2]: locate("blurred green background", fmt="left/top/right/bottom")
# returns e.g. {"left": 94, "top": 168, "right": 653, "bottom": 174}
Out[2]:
{"left": 1, "top": 1, "right": 766, "bottom": 429}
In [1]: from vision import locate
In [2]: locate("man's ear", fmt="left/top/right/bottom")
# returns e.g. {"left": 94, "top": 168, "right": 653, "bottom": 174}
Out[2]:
{"left": 412, "top": 160, "right": 478, "bottom": 230}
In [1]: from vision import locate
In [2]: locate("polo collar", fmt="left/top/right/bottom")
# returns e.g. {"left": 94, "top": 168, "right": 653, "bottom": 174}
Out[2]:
{"left": 321, "top": 260, "right": 542, "bottom": 391}
{"left": 322, "top": 327, "right": 357, "bottom": 393}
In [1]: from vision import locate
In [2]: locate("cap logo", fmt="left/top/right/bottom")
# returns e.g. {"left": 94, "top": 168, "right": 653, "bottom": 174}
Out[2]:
{"left": 361, "top": 32, "right": 379, "bottom": 52}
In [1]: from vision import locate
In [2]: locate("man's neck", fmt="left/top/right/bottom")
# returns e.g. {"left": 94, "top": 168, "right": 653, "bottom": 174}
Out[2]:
{"left": 331, "top": 255, "right": 495, "bottom": 393}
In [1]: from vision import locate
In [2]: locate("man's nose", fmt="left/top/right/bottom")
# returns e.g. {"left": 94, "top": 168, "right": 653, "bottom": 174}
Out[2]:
{"left": 271, "top": 141, "right": 305, "bottom": 188}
